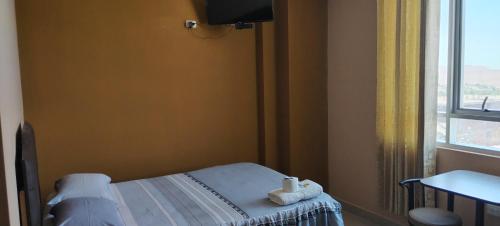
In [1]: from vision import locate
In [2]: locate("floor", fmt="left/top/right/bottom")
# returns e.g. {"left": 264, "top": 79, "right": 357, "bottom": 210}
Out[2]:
{"left": 343, "top": 211, "right": 385, "bottom": 226}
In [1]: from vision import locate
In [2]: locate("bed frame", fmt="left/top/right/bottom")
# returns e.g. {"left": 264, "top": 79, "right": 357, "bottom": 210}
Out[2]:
{"left": 15, "top": 122, "right": 42, "bottom": 226}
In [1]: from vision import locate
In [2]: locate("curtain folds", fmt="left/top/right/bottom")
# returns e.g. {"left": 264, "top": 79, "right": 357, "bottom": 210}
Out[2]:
{"left": 421, "top": 0, "right": 441, "bottom": 209}
{"left": 376, "top": 0, "right": 429, "bottom": 215}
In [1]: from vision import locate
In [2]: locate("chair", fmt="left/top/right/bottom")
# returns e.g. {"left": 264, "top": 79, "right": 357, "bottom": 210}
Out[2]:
{"left": 400, "top": 178, "right": 462, "bottom": 226}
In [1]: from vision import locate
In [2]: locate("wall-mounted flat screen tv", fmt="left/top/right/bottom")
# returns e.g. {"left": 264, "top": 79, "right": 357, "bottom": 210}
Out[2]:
{"left": 207, "top": 0, "right": 274, "bottom": 25}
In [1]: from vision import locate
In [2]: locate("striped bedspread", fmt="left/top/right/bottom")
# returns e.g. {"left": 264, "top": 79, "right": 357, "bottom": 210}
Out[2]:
{"left": 112, "top": 174, "right": 247, "bottom": 225}
{"left": 111, "top": 163, "right": 344, "bottom": 226}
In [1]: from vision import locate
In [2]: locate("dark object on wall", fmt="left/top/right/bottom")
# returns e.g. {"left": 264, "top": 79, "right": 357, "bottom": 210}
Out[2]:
{"left": 16, "top": 123, "right": 42, "bottom": 226}
{"left": 207, "top": 0, "right": 273, "bottom": 25}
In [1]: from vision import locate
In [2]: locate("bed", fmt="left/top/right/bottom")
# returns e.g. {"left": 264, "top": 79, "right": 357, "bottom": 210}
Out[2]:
{"left": 16, "top": 123, "right": 344, "bottom": 226}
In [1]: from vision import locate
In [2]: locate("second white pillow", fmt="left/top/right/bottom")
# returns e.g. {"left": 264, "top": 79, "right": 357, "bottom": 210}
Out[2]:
{"left": 48, "top": 173, "right": 115, "bottom": 206}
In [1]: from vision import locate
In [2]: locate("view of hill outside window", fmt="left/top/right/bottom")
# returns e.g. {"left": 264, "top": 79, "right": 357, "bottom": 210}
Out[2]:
{"left": 437, "top": 0, "right": 500, "bottom": 151}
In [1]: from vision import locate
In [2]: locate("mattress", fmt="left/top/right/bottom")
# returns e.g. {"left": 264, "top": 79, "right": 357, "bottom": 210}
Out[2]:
{"left": 46, "top": 163, "right": 344, "bottom": 226}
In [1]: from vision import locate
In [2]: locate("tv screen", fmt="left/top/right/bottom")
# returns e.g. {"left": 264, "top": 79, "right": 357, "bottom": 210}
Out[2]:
{"left": 207, "top": 0, "right": 274, "bottom": 25}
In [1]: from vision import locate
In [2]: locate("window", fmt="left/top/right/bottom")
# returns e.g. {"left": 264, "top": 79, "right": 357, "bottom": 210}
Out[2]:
{"left": 438, "top": 0, "right": 500, "bottom": 152}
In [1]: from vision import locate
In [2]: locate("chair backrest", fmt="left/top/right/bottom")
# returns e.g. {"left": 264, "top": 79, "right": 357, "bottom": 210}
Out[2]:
{"left": 399, "top": 178, "right": 423, "bottom": 211}
{"left": 15, "top": 122, "right": 42, "bottom": 226}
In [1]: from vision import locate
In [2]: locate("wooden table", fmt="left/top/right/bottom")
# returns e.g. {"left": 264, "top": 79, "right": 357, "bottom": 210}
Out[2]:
{"left": 421, "top": 170, "right": 500, "bottom": 226}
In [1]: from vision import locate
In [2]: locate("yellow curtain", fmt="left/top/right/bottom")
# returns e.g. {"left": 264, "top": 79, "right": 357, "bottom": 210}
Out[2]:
{"left": 377, "top": 0, "right": 423, "bottom": 215}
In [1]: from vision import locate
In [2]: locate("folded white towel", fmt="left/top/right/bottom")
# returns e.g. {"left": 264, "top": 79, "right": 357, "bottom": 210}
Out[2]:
{"left": 299, "top": 180, "right": 323, "bottom": 199}
{"left": 268, "top": 180, "right": 323, "bottom": 206}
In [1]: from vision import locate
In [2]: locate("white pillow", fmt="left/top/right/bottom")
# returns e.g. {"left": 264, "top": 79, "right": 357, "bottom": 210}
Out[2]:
{"left": 48, "top": 173, "right": 115, "bottom": 206}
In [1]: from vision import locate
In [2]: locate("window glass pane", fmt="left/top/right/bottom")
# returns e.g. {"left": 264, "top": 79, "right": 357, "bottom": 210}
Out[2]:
{"left": 437, "top": 0, "right": 450, "bottom": 142}
{"left": 450, "top": 118, "right": 500, "bottom": 151}
{"left": 436, "top": 113, "right": 447, "bottom": 142}
{"left": 461, "top": 0, "right": 500, "bottom": 111}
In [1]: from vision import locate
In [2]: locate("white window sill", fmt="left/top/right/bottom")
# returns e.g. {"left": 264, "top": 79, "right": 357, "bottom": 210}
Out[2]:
{"left": 437, "top": 143, "right": 500, "bottom": 159}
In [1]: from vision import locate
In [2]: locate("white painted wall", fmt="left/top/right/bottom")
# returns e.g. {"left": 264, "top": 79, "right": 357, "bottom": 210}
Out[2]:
{"left": 0, "top": 0, "right": 24, "bottom": 225}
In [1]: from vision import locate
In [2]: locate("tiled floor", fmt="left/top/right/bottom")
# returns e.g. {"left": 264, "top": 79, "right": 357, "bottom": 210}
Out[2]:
{"left": 342, "top": 211, "right": 384, "bottom": 226}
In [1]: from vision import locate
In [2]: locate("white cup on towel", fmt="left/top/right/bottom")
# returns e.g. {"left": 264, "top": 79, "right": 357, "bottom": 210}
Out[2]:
{"left": 283, "top": 177, "right": 299, "bottom": 193}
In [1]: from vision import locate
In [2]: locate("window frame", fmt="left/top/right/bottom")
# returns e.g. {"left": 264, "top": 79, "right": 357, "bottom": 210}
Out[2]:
{"left": 449, "top": 0, "right": 500, "bottom": 123}
{"left": 440, "top": 0, "right": 500, "bottom": 153}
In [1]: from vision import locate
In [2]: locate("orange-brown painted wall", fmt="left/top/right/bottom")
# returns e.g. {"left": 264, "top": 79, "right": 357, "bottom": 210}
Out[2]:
{"left": 328, "top": 0, "right": 381, "bottom": 212}
{"left": 286, "top": 0, "right": 329, "bottom": 188}
{"left": 255, "top": 22, "right": 279, "bottom": 169}
{"left": 15, "top": 0, "right": 330, "bottom": 202}
{"left": 271, "top": 0, "right": 329, "bottom": 187}
{"left": 16, "top": 0, "right": 260, "bottom": 198}
{"left": 15, "top": 0, "right": 329, "bottom": 212}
